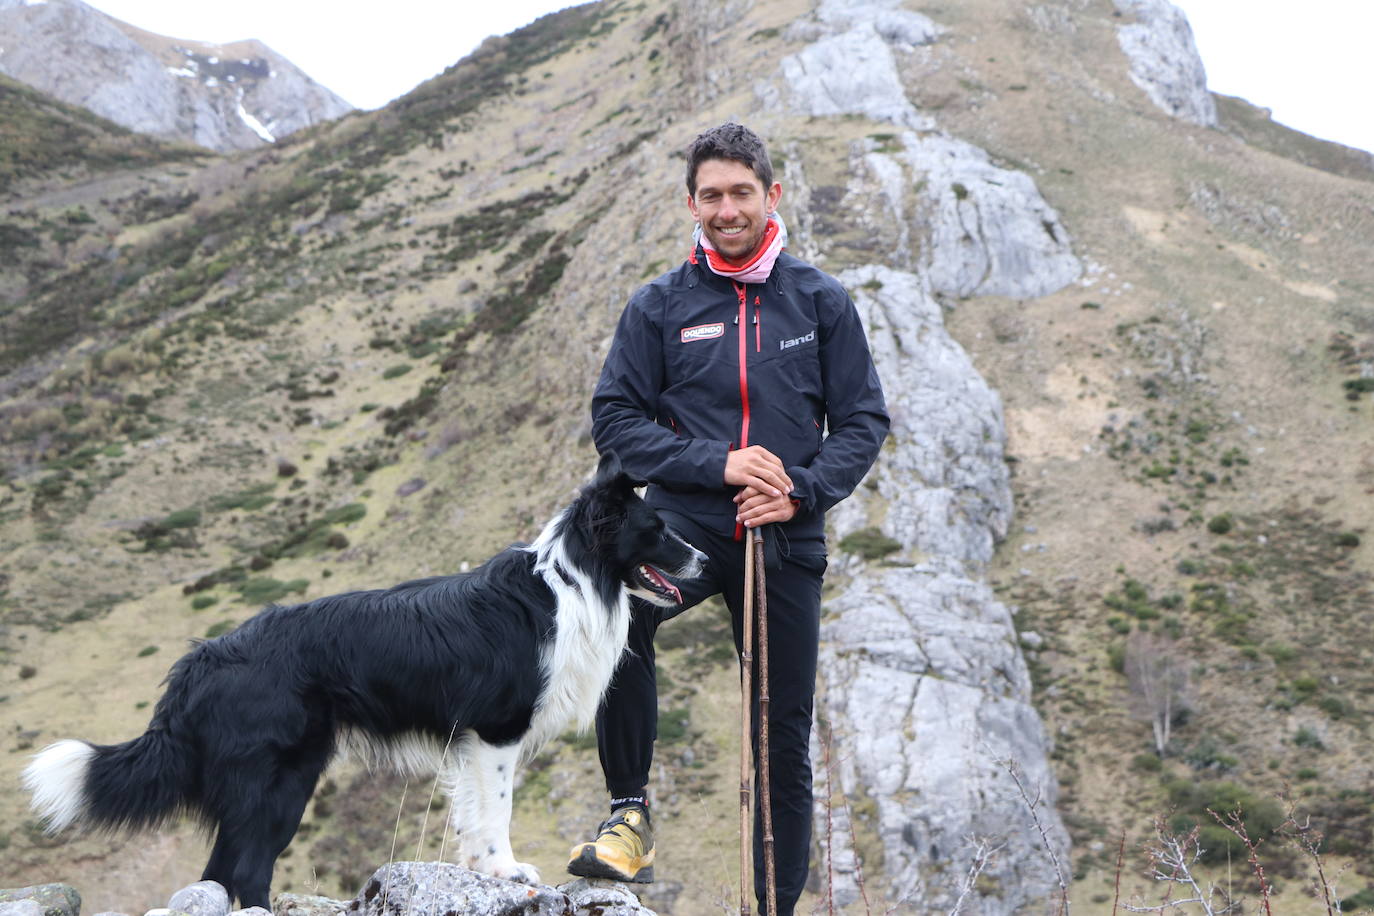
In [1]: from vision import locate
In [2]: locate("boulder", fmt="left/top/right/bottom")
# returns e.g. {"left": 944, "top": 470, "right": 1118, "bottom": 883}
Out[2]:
{"left": 166, "top": 883, "right": 228, "bottom": 916}
{"left": 349, "top": 864, "right": 655, "bottom": 916}
{"left": 0, "top": 886, "right": 80, "bottom": 916}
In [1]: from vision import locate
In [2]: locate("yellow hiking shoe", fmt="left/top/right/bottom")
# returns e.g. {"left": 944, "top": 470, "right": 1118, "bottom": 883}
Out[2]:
{"left": 567, "top": 803, "right": 655, "bottom": 883}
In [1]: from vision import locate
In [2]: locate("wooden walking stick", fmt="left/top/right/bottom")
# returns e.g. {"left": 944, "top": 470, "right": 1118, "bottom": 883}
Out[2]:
{"left": 739, "top": 526, "right": 756, "bottom": 916}
{"left": 753, "top": 527, "right": 778, "bottom": 916}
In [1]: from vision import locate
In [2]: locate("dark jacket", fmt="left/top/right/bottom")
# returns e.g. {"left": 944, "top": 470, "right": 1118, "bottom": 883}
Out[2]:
{"left": 591, "top": 246, "right": 889, "bottom": 550}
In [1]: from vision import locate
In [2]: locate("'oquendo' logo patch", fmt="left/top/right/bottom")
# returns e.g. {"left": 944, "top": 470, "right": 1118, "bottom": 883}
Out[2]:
{"left": 680, "top": 323, "right": 725, "bottom": 342}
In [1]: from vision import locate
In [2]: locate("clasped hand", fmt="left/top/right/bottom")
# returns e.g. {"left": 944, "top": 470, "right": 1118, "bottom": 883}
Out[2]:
{"left": 724, "top": 445, "right": 797, "bottom": 528}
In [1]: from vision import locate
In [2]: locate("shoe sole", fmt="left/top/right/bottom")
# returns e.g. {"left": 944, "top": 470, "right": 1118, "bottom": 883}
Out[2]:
{"left": 566, "top": 845, "right": 655, "bottom": 884}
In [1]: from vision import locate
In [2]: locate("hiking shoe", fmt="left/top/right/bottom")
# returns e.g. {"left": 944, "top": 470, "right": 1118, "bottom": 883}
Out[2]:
{"left": 566, "top": 804, "right": 655, "bottom": 883}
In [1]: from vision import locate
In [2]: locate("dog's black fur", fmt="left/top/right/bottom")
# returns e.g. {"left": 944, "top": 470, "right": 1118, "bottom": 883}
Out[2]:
{"left": 24, "top": 454, "right": 704, "bottom": 908}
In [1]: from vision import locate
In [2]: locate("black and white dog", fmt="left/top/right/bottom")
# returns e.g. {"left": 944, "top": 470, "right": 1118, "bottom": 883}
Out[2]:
{"left": 24, "top": 453, "right": 704, "bottom": 908}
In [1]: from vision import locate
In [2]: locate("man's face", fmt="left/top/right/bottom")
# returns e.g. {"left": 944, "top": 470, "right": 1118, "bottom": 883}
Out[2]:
{"left": 686, "top": 158, "right": 783, "bottom": 266}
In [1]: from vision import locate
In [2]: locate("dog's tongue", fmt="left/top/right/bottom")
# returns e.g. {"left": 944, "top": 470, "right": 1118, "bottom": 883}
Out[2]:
{"left": 644, "top": 566, "right": 682, "bottom": 604}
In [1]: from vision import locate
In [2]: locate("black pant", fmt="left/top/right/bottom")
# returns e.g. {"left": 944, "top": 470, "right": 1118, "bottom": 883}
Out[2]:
{"left": 596, "top": 511, "right": 826, "bottom": 916}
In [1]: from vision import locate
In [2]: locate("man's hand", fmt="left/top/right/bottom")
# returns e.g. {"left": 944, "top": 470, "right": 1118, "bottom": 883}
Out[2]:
{"left": 723, "top": 445, "right": 793, "bottom": 497}
{"left": 734, "top": 486, "right": 798, "bottom": 528}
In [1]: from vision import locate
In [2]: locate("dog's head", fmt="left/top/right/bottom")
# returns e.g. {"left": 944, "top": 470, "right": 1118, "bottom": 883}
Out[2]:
{"left": 575, "top": 452, "right": 706, "bottom": 608}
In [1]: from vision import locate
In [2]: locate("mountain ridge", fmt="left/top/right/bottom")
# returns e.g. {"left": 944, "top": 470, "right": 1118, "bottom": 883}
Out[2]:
{"left": 0, "top": 0, "right": 352, "bottom": 151}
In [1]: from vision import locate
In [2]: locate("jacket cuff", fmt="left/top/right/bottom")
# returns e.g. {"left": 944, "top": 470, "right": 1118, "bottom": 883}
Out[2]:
{"left": 787, "top": 465, "right": 817, "bottom": 513}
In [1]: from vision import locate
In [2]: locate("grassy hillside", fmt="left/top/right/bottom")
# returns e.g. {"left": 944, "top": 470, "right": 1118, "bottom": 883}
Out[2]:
{"left": 2, "top": 0, "right": 1372, "bottom": 911}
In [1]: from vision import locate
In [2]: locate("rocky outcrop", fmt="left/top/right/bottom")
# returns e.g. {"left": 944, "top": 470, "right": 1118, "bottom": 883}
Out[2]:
{"left": 0, "top": 0, "right": 352, "bottom": 150}
{"left": 772, "top": 0, "right": 940, "bottom": 130}
{"left": 0, "top": 885, "right": 79, "bottom": 916}
{"left": 819, "top": 267, "right": 1068, "bottom": 910}
{"left": 901, "top": 135, "right": 1082, "bottom": 300}
{"left": 1112, "top": 0, "right": 1218, "bottom": 126}
{"left": 0, "top": 871, "right": 651, "bottom": 916}
{"left": 766, "top": 0, "right": 1077, "bottom": 911}
{"left": 353, "top": 866, "right": 651, "bottom": 916}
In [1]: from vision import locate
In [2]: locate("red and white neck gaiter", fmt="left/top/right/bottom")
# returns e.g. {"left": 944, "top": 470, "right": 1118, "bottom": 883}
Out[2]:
{"left": 694, "top": 214, "right": 787, "bottom": 284}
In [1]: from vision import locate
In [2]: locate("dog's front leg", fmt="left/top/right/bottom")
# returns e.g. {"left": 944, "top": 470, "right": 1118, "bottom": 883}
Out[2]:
{"left": 451, "top": 739, "right": 539, "bottom": 885}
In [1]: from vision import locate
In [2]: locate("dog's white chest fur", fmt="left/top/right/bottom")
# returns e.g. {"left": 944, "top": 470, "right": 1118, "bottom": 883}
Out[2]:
{"left": 525, "top": 534, "right": 631, "bottom": 751}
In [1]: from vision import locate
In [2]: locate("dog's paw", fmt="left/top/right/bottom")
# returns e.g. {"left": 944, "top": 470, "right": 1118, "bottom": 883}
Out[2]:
{"left": 492, "top": 860, "right": 541, "bottom": 885}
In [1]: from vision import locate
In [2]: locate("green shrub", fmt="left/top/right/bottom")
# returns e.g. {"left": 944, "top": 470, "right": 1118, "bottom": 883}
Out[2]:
{"left": 205, "top": 620, "right": 237, "bottom": 638}
{"left": 1207, "top": 513, "right": 1234, "bottom": 535}
{"left": 1164, "top": 779, "right": 1284, "bottom": 863}
{"left": 1264, "top": 643, "right": 1298, "bottom": 665}
{"left": 382, "top": 364, "right": 412, "bottom": 380}
{"left": 1318, "top": 695, "right": 1351, "bottom": 719}
{"left": 1293, "top": 726, "right": 1325, "bottom": 749}
{"left": 236, "top": 577, "right": 309, "bottom": 605}
{"left": 1342, "top": 886, "right": 1374, "bottom": 910}
{"left": 1131, "top": 753, "right": 1163, "bottom": 772}
{"left": 838, "top": 527, "right": 902, "bottom": 560}
{"left": 657, "top": 708, "right": 691, "bottom": 744}
{"left": 190, "top": 595, "right": 218, "bottom": 611}
{"left": 137, "top": 645, "right": 158, "bottom": 657}
{"left": 163, "top": 508, "right": 201, "bottom": 529}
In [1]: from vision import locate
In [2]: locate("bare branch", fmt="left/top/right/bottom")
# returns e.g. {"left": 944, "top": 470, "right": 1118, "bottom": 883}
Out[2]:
{"left": 947, "top": 835, "right": 1007, "bottom": 916}
{"left": 1117, "top": 816, "right": 1238, "bottom": 915}
{"left": 996, "top": 755, "right": 1069, "bottom": 914}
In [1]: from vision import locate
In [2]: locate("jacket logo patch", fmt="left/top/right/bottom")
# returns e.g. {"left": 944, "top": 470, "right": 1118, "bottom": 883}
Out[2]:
{"left": 681, "top": 323, "right": 725, "bottom": 342}
{"left": 779, "top": 329, "right": 816, "bottom": 351}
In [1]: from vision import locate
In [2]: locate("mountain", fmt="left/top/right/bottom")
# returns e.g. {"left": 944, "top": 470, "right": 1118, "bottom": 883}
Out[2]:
{"left": 0, "top": 0, "right": 353, "bottom": 152}
{"left": 2, "top": 0, "right": 1372, "bottom": 913}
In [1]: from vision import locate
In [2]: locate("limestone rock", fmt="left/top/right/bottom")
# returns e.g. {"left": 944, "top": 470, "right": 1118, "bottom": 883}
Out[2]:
{"left": 166, "top": 883, "right": 228, "bottom": 916}
{"left": 350, "top": 864, "right": 655, "bottom": 916}
{"left": 0, "top": 886, "right": 79, "bottom": 916}
{"left": 559, "top": 879, "right": 653, "bottom": 915}
{"left": 899, "top": 134, "right": 1082, "bottom": 299}
{"left": 0, "top": 903, "right": 45, "bottom": 916}
{"left": 1113, "top": 0, "right": 1218, "bottom": 126}
{"left": 0, "top": 0, "right": 351, "bottom": 150}
{"left": 815, "top": 0, "right": 944, "bottom": 48}
{"left": 777, "top": 22, "right": 934, "bottom": 129}
{"left": 816, "top": 267, "right": 1070, "bottom": 912}
{"left": 833, "top": 266, "right": 1010, "bottom": 569}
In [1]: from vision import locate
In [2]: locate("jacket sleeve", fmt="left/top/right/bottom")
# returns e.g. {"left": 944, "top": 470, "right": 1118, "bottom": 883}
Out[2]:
{"left": 591, "top": 287, "right": 730, "bottom": 490}
{"left": 787, "top": 286, "right": 889, "bottom": 515}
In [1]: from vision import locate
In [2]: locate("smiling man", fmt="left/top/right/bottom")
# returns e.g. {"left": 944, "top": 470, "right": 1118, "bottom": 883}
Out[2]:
{"left": 572, "top": 123, "right": 888, "bottom": 916}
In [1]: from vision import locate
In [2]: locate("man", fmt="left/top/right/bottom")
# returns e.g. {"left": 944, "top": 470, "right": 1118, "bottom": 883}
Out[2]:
{"left": 569, "top": 122, "right": 888, "bottom": 916}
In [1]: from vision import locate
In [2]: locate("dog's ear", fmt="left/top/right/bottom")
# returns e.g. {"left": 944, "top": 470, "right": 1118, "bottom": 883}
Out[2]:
{"left": 595, "top": 451, "right": 646, "bottom": 490}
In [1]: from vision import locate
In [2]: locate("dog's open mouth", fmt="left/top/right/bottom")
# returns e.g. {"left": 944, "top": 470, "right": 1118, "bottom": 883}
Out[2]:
{"left": 635, "top": 564, "right": 683, "bottom": 605}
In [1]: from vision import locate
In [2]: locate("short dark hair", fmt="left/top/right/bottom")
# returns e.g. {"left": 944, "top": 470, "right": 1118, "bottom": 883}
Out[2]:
{"left": 685, "top": 123, "right": 774, "bottom": 197}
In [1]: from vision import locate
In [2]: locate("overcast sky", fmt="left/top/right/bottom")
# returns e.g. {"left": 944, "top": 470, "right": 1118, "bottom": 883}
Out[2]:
{"left": 84, "top": 0, "right": 1374, "bottom": 155}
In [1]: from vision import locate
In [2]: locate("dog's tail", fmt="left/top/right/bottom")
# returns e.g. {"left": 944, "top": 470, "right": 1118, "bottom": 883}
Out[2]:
{"left": 23, "top": 727, "right": 194, "bottom": 835}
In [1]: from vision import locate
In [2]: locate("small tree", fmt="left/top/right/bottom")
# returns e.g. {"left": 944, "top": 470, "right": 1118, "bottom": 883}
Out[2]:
{"left": 1124, "top": 630, "right": 1190, "bottom": 756}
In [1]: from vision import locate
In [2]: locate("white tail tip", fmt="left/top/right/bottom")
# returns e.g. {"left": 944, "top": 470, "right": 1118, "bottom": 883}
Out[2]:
{"left": 23, "top": 739, "right": 94, "bottom": 832}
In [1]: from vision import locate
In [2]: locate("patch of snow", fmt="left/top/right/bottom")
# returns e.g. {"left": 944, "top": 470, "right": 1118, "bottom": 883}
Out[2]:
{"left": 204, "top": 76, "right": 219, "bottom": 88}
{"left": 165, "top": 66, "right": 196, "bottom": 78}
{"left": 23, "top": 0, "right": 49, "bottom": 6}
{"left": 237, "top": 95, "right": 276, "bottom": 143}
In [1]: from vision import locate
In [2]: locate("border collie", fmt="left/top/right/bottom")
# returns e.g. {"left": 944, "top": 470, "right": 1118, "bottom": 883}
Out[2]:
{"left": 23, "top": 453, "right": 704, "bottom": 908}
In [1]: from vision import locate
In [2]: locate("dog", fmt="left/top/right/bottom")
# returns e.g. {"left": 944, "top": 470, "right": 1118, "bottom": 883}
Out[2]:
{"left": 23, "top": 453, "right": 705, "bottom": 908}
